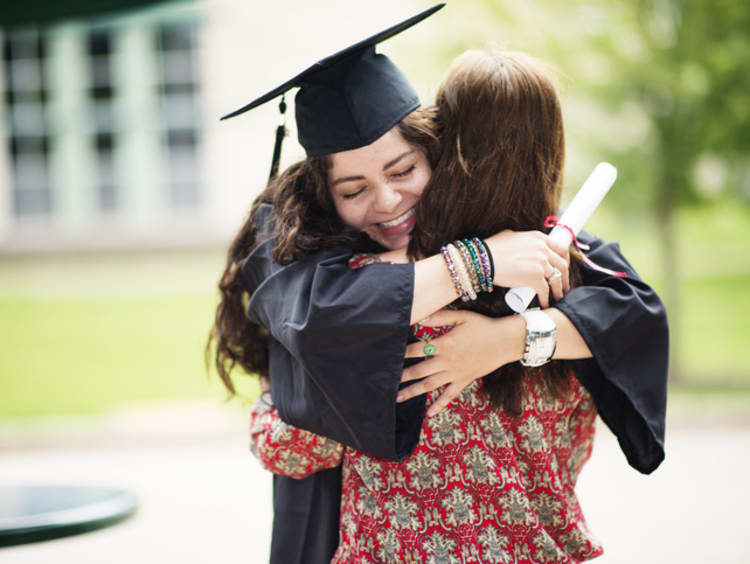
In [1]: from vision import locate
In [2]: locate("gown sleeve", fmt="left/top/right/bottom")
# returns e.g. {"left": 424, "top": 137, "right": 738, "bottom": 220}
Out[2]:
{"left": 240, "top": 204, "right": 426, "bottom": 461}
{"left": 554, "top": 230, "right": 669, "bottom": 474}
{"left": 250, "top": 393, "right": 344, "bottom": 479}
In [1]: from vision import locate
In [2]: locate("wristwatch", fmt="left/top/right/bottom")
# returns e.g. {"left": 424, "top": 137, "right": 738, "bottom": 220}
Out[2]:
{"left": 519, "top": 308, "right": 557, "bottom": 367}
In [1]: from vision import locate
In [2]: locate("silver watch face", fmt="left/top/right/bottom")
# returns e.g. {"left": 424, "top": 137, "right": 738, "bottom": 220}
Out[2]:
{"left": 520, "top": 309, "right": 557, "bottom": 367}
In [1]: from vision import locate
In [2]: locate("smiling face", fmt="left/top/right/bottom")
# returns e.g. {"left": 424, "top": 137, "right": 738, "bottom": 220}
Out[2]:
{"left": 327, "top": 128, "right": 432, "bottom": 250}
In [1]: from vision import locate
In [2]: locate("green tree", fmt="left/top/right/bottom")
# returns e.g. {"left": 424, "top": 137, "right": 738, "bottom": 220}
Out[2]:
{"left": 580, "top": 0, "right": 750, "bottom": 377}
{"left": 457, "top": 0, "right": 750, "bottom": 378}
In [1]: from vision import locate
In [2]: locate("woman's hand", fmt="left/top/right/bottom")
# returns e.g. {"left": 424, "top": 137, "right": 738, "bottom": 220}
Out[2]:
{"left": 483, "top": 230, "right": 570, "bottom": 308}
{"left": 397, "top": 309, "right": 526, "bottom": 417}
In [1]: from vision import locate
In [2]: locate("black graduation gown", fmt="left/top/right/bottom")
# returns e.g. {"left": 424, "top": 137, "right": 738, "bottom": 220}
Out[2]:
{"left": 241, "top": 204, "right": 426, "bottom": 564}
{"left": 268, "top": 470, "right": 341, "bottom": 564}
{"left": 242, "top": 224, "right": 425, "bottom": 462}
{"left": 555, "top": 232, "right": 669, "bottom": 474}
{"left": 240, "top": 204, "right": 668, "bottom": 563}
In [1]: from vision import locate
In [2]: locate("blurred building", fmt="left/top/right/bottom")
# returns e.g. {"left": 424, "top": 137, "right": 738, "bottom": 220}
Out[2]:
{"left": 0, "top": 0, "right": 429, "bottom": 252}
{"left": 0, "top": 2, "right": 215, "bottom": 251}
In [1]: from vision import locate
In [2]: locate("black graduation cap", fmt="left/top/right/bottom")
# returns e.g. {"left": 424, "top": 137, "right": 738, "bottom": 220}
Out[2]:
{"left": 221, "top": 3, "right": 445, "bottom": 178}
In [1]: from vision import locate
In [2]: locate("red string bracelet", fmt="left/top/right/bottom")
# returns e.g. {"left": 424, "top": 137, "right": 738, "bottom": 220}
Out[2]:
{"left": 544, "top": 216, "right": 627, "bottom": 278}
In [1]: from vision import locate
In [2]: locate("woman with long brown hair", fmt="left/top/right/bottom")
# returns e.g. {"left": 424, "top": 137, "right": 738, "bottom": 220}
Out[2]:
{"left": 211, "top": 8, "right": 666, "bottom": 563}
{"left": 247, "top": 47, "right": 665, "bottom": 562}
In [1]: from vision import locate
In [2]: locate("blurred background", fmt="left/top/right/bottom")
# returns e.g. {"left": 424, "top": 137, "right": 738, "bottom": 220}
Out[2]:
{"left": 1, "top": 0, "right": 748, "bottom": 562}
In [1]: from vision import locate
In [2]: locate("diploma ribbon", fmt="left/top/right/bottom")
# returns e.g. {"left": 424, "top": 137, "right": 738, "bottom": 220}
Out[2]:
{"left": 544, "top": 216, "right": 627, "bottom": 278}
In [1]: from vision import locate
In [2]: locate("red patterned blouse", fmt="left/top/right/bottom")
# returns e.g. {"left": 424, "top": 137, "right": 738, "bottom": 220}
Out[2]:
{"left": 250, "top": 255, "right": 603, "bottom": 564}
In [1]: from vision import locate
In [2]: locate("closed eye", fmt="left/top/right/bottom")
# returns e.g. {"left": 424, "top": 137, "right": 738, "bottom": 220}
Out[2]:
{"left": 342, "top": 186, "right": 366, "bottom": 199}
{"left": 392, "top": 165, "right": 415, "bottom": 178}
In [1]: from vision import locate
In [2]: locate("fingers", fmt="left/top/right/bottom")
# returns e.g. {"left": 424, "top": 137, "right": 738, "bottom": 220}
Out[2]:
{"left": 405, "top": 340, "right": 428, "bottom": 359}
{"left": 405, "top": 310, "right": 464, "bottom": 360}
{"left": 548, "top": 273, "right": 564, "bottom": 302}
{"left": 426, "top": 382, "right": 465, "bottom": 417}
{"left": 401, "top": 357, "right": 442, "bottom": 383}
{"left": 400, "top": 377, "right": 473, "bottom": 417}
{"left": 397, "top": 371, "right": 449, "bottom": 403}
{"left": 535, "top": 276, "right": 550, "bottom": 309}
{"left": 405, "top": 334, "right": 450, "bottom": 359}
{"left": 547, "top": 251, "right": 570, "bottom": 294}
{"left": 548, "top": 237, "right": 570, "bottom": 264}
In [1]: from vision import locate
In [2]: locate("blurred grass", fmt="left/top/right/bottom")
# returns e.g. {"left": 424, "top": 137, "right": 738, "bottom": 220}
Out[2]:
{"left": 587, "top": 200, "right": 750, "bottom": 386}
{"left": 0, "top": 249, "right": 259, "bottom": 418}
{"left": 1, "top": 296, "right": 218, "bottom": 416}
{"left": 0, "top": 201, "right": 748, "bottom": 418}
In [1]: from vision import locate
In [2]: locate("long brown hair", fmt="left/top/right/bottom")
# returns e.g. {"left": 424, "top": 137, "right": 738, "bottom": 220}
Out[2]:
{"left": 407, "top": 48, "right": 580, "bottom": 415}
{"left": 208, "top": 110, "right": 440, "bottom": 394}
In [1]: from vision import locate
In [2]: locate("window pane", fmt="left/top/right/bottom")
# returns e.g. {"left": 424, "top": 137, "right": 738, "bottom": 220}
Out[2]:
{"left": 93, "top": 100, "right": 116, "bottom": 132}
{"left": 14, "top": 154, "right": 49, "bottom": 191}
{"left": 161, "top": 50, "right": 196, "bottom": 86}
{"left": 161, "top": 93, "right": 197, "bottom": 130}
{"left": 9, "top": 59, "right": 42, "bottom": 91}
{"left": 90, "top": 56, "right": 112, "bottom": 88}
{"left": 88, "top": 30, "right": 111, "bottom": 56}
{"left": 5, "top": 30, "right": 44, "bottom": 61}
{"left": 96, "top": 152, "right": 117, "bottom": 211}
{"left": 11, "top": 103, "right": 46, "bottom": 136}
{"left": 14, "top": 187, "right": 51, "bottom": 216}
{"left": 167, "top": 145, "right": 199, "bottom": 206}
{"left": 159, "top": 24, "right": 196, "bottom": 51}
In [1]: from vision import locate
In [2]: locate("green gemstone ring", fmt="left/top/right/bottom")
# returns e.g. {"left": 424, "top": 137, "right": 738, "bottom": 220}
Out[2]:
{"left": 423, "top": 342, "right": 437, "bottom": 356}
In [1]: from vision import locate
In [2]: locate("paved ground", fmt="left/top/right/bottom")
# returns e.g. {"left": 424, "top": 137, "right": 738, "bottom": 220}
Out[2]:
{"left": 1, "top": 408, "right": 748, "bottom": 563}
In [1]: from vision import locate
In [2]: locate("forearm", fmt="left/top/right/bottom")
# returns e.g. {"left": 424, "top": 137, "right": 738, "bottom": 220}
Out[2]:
{"left": 398, "top": 306, "right": 592, "bottom": 412}
{"left": 485, "top": 307, "right": 593, "bottom": 366}
{"left": 547, "top": 307, "right": 593, "bottom": 360}
{"left": 411, "top": 253, "right": 461, "bottom": 324}
{"left": 403, "top": 228, "right": 572, "bottom": 325}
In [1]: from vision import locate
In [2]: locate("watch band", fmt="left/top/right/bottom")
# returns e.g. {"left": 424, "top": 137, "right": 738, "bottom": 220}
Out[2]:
{"left": 519, "top": 308, "right": 557, "bottom": 367}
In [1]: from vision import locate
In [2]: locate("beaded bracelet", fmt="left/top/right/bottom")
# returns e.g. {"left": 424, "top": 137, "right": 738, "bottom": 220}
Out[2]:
{"left": 440, "top": 244, "right": 467, "bottom": 301}
{"left": 473, "top": 237, "right": 494, "bottom": 290}
{"left": 446, "top": 243, "right": 473, "bottom": 301}
{"left": 439, "top": 237, "right": 496, "bottom": 301}
{"left": 447, "top": 243, "right": 477, "bottom": 301}
{"left": 463, "top": 238, "right": 488, "bottom": 292}
{"left": 455, "top": 240, "right": 482, "bottom": 295}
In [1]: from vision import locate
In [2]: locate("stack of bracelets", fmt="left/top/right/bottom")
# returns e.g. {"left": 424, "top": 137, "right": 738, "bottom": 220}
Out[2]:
{"left": 440, "top": 237, "right": 495, "bottom": 302}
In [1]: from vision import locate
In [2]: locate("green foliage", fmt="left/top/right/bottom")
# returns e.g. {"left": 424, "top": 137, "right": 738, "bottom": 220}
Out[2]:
{"left": 587, "top": 200, "right": 750, "bottom": 385}
{"left": 460, "top": 0, "right": 750, "bottom": 208}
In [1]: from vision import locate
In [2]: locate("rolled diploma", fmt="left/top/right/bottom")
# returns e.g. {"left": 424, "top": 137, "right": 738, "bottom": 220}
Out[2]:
{"left": 504, "top": 162, "right": 618, "bottom": 313}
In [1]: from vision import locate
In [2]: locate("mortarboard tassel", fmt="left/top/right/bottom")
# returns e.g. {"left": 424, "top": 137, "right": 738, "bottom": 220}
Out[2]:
{"left": 268, "top": 95, "right": 287, "bottom": 182}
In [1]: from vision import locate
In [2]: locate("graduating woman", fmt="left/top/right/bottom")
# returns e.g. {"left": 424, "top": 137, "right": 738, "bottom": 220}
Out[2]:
{"left": 209, "top": 5, "right": 668, "bottom": 562}
{"left": 248, "top": 46, "right": 658, "bottom": 563}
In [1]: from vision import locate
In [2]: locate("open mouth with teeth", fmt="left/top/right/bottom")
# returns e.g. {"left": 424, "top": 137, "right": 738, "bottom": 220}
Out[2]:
{"left": 377, "top": 207, "right": 416, "bottom": 230}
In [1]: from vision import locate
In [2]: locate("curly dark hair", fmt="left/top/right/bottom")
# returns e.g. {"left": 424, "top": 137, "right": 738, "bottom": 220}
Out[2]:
{"left": 209, "top": 49, "right": 580, "bottom": 416}
{"left": 207, "top": 109, "right": 440, "bottom": 394}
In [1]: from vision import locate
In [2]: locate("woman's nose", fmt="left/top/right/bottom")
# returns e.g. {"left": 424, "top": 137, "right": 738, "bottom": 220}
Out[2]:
{"left": 373, "top": 183, "right": 402, "bottom": 213}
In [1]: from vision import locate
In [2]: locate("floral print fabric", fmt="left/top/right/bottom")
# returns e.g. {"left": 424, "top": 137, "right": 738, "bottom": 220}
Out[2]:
{"left": 250, "top": 254, "right": 603, "bottom": 563}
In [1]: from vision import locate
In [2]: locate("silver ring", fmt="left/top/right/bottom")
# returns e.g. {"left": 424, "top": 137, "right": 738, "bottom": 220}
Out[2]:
{"left": 547, "top": 267, "right": 562, "bottom": 282}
